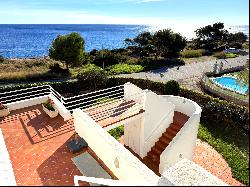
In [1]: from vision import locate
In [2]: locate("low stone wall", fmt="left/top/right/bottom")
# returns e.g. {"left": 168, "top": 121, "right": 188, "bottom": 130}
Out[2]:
{"left": 201, "top": 66, "right": 249, "bottom": 107}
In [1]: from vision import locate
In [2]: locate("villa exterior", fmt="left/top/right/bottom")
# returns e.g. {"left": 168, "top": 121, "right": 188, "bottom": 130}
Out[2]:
{"left": 0, "top": 82, "right": 228, "bottom": 186}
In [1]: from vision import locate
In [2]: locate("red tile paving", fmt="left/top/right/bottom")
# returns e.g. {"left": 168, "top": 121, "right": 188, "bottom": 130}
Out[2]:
{"left": 0, "top": 105, "right": 85, "bottom": 186}
{"left": 193, "top": 139, "right": 244, "bottom": 186}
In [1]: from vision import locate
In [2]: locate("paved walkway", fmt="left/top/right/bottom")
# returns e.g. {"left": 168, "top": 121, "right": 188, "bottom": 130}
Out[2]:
{"left": 193, "top": 139, "right": 243, "bottom": 186}
{"left": 118, "top": 55, "right": 248, "bottom": 90}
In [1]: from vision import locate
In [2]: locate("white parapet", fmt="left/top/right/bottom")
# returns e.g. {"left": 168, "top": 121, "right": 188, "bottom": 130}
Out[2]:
{"left": 161, "top": 158, "right": 228, "bottom": 186}
{"left": 6, "top": 95, "right": 49, "bottom": 111}
{"left": 0, "top": 129, "right": 16, "bottom": 186}
{"left": 159, "top": 95, "right": 202, "bottom": 173}
{"left": 49, "top": 94, "right": 71, "bottom": 121}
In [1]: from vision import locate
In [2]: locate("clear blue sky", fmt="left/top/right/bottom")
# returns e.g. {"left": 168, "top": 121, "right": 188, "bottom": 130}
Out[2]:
{"left": 0, "top": 0, "right": 249, "bottom": 25}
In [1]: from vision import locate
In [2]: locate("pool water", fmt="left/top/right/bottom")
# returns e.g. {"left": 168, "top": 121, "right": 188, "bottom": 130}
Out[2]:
{"left": 212, "top": 76, "right": 249, "bottom": 94}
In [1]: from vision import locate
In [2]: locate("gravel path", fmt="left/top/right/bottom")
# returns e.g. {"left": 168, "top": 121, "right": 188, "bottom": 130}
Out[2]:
{"left": 118, "top": 56, "right": 249, "bottom": 89}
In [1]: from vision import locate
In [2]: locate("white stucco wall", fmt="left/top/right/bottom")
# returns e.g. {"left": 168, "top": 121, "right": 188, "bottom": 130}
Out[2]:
{"left": 124, "top": 82, "right": 145, "bottom": 105}
{"left": 49, "top": 94, "right": 71, "bottom": 121}
{"left": 160, "top": 95, "right": 198, "bottom": 117}
{"left": 6, "top": 95, "right": 49, "bottom": 111}
{"left": 141, "top": 90, "right": 175, "bottom": 157}
{"left": 73, "top": 109, "right": 159, "bottom": 184}
{"left": 159, "top": 95, "right": 202, "bottom": 174}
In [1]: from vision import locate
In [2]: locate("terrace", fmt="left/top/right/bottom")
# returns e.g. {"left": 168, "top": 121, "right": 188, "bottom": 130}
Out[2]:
{"left": 0, "top": 82, "right": 239, "bottom": 186}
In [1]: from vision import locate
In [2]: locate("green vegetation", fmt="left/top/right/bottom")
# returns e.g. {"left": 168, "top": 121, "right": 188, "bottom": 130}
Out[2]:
{"left": 164, "top": 80, "right": 180, "bottom": 95}
{"left": 108, "top": 125, "right": 124, "bottom": 140}
{"left": 125, "top": 29, "right": 187, "bottom": 58}
{"left": 225, "top": 53, "right": 239, "bottom": 58}
{"left": 192, "top": 22, "right": 247, "bottom": 51}
{"left": 213, "top": 51, "right": 239, "bottom": 59}
{"left": 106, "top": 64, "right": 144, "bottom": 75}
{"left": 42, "top": 100, "right": 55, "bottom": 111}
{"left": 198, "top": 121, "right": 249, "bottom": 185}
{"left": 236, "top": 69, "right": 249, "bottom": 88}
{"left": 242, "top": 42, "right": 249, "bottom": 50}
{"left": 180, "top": 49, "right": 206, "bottom": 58}
{"left": 213, "top": 51, "right": 226, "bottom": 59}
{"left": 77, "top": 64, "right": 108, "bottom": 90}
{"left": 49, "top": 32, "right": 85, "bottom": 68}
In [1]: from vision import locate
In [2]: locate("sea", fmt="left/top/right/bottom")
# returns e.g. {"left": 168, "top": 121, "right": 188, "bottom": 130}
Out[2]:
{"left": 0, "top": 24, "right": 248, "bottom": 58}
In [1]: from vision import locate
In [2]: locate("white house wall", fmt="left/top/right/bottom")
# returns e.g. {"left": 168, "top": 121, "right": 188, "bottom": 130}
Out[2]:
{"left": 73, "top": 109, "right": 159, "bottom": 185}
{"left": 159, "top": 96, "right": 202, "bottom": 174}
{"left": 142, "top": 90, "right": 175, "bottom": 157}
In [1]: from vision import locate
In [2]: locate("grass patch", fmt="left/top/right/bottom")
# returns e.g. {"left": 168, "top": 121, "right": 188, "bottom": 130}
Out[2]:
{"left": 106, "top": 64, "right": 144, "bottom": 75}
{"left": 180, "top": 49, "right": 206, "bottom": 58}
{"left": 108, "top": 125, "right": 124, "bottom": 140}
{"left": 198, "top": 122, "right": 249, "bottom": 185}
{"left": 225, "top": 53, "right": 239, "bottom": 58}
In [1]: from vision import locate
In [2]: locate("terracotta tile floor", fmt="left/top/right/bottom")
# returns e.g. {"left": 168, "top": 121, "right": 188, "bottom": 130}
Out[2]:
{"left": 0, "top": 105, "right": 86, "bottom": 186}
{"left": 193, "top": 139, "right": 244, "bottom": 186}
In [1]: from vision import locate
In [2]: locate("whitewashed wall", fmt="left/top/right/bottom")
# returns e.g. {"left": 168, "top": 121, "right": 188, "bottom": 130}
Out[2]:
{"left": 159, "top": 96, "right": 202, "bottom": 173}
{"left": 141, "top": 90, "right": 175, "bottom": 157}
{"left": 6, "top": 95, "right": 48, "bottom": 111}
{"left": 49, "top": 94, "right": 71, "bottom": 121}
{"left": 73, "top": 109, "right": 159, "bottom": 184}
{"left": 160, "top": 95, "right": 197, "bottom": 117}
{"left": 124, "top": 82, "right": 145, "bottom": 106}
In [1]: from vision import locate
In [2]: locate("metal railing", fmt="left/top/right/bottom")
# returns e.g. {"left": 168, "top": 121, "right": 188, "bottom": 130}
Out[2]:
{"left": 0, "top": 84, "right": 144, "bottom": 118}
{"left": 0, "top": 85, "right": 51, "bottom": 104}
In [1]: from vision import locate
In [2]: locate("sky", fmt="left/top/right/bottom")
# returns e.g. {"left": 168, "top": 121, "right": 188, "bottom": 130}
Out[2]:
{"left": 0, "top": 0, "right": 249, "bottom": 27}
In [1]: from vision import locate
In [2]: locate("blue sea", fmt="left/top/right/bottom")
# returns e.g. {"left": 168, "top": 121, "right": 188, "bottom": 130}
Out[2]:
{"left": 0, "top": 24, "right": 248, "bottom": 58}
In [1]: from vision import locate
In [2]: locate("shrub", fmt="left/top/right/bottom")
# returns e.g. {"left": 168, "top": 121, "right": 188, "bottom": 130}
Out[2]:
{"left": 106, "top": 64, "right": 144, "bottom": 75}
{"left": 92, "top": 50, "right": 128, "bottom": 68}
{"left": 225, "top": 53, "right": 239, "bottom": 58}
{"left": 164, "top": 80, "right": 180, "bottom": 95}
{"left": 213, "top": 51, "right": 226, "bottom": 59}
{"left": 42, "top": 98, "right": 55, "bottom": 111}
{"left": 0, "top": 55, "right": 4, "bottom": 63}
{"left": 242, "top": 42, "right": 249, "bottom": 50}
{"left": 108, "top": 125, "right": 124, "bottom": 140}
{"left": 49, "top": 63, "right": 69, "bottom": 74}
{"left": 229, "top": 42, "right": 243, "bottom": 49}
{"left": 180, "top": 49, "right": 206, "bottom": 58}
{"left": 77, "top": 64, "right": 108, "bottom": 90}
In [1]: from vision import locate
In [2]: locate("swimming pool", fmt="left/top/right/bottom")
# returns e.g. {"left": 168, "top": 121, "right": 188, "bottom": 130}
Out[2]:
{"left": 211, "top": 76, "right": 249, "bottom": 95}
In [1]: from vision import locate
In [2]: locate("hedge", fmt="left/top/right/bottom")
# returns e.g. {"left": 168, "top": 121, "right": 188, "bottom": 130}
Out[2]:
{"left": 0, "top": 77, "right": 248, "bottom": 132}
